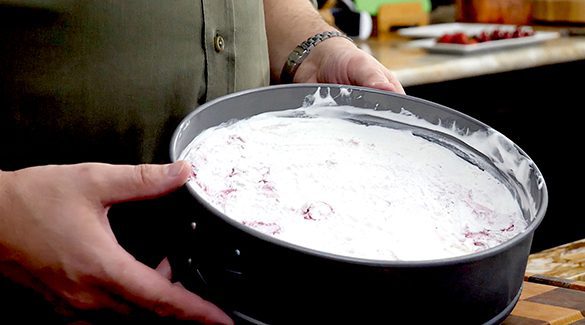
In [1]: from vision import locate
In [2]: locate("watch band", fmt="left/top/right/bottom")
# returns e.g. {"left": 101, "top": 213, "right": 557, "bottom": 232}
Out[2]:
{"left": 280, "top": 30, "right": 353, "bottom": 84}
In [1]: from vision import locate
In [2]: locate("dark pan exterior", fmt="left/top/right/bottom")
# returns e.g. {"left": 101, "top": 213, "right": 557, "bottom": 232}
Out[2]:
{"left": 169, "top": 84, "right": 548, "bottom": 324}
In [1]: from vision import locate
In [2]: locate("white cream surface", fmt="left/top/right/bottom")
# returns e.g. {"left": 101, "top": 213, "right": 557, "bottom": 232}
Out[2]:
{"left": 180, "top": 106, "right": 527, "bottom": 261}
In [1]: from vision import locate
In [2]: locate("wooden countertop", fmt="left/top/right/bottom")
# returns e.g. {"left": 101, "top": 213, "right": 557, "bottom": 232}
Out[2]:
{"left": 527, "top": 239, "right": 585, "bottom": 282}
{"left": 360, "top": 31, "right": 585, "bottom": 87}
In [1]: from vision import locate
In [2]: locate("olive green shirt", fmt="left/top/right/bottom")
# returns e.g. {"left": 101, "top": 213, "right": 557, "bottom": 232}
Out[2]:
{"left": 0, "top": 1, "right": 270, "bottom": 168}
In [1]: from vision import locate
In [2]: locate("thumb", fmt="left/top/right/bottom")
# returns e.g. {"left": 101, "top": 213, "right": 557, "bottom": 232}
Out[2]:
{"left": 345, "top": 58, "right": 404, "bottom": 94}
{"left": 357, "top": 70, "right": 396, "bottom": 92}
{"left": 88, "top": 161, "right": 191, "bottom": 205}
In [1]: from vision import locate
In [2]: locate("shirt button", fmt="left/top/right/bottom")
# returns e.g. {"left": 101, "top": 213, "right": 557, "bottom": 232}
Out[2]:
{"left": 214, "top": 34, "right": 225, "bottom": 53}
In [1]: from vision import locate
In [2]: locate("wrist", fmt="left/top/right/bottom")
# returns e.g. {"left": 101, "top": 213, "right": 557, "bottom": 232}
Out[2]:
{"left": 292, "top": 36, "right": 356, "bottom": 83}
{"left": 280, "top": 31, "right": 355, "bottom": 84}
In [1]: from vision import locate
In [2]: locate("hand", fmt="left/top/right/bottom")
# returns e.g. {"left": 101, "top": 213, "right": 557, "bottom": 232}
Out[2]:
{"left": 293, "top": 37, "right": 405, "bottom": 94}
{"left": 0, "top": 162, "right": 232, "bottom": 324}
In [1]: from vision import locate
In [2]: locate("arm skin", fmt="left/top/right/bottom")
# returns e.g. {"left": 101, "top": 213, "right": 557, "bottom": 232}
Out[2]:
{"left": 0, "top": 162, "right": 232, "bottom": 324}
{"left": 263, "top": 0, "right": 405, "bottom": 94}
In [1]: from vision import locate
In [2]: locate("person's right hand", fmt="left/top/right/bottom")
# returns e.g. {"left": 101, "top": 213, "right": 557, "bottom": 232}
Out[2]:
{"left": 0, "top": 162, "right": 232, "bottom": 324}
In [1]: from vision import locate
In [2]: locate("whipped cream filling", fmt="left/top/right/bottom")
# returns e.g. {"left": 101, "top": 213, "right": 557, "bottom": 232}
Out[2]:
{"left": 180, "top": 103, "right": 527, "bottom": 261}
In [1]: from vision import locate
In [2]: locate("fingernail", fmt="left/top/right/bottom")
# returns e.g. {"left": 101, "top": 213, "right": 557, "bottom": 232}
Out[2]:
{"left": 167, "top": 161, "right": 184, "bottom": 177}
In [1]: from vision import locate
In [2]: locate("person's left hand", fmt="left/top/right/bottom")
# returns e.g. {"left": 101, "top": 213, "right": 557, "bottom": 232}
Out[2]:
{"left": 293, "top": 37, "right": 405, "bottom": 94}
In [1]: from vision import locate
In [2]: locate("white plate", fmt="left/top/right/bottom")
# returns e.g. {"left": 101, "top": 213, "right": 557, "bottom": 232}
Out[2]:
{"left": 398, "top": 23, "right": 522, "bottom": 38}
{"left": 408, "top": 31, "right": 560, "bottom": 54}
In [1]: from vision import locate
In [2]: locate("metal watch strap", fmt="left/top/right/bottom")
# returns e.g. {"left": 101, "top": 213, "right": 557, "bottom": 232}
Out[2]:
{"left": 280, "top": 31, "right": 353, "bottom": 84}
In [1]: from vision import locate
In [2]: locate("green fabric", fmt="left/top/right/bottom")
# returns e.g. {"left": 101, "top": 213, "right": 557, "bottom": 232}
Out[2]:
{"left": 355, "top": 0, "right": 431, "bottom": 15}
{"left": 0, "top": 0, "right": 269, "bottom": 168}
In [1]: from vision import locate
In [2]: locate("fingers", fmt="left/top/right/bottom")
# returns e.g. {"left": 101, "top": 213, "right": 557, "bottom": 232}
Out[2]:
{"left": 111, "top": 255, "right": 233, "bottom": 325}
{"left": 81, "top": 161, "right": 191, "bottom": 205}
{"left": 328, "top": 49, "right": 405, "bottom": 95}
{"left": 350, "top": 64, "right": 405, "bottom": 95}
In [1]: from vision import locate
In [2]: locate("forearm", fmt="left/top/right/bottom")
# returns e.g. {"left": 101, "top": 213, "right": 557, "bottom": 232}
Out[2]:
{"left": 263, "top": 0, "right": 338, "bottom": 81}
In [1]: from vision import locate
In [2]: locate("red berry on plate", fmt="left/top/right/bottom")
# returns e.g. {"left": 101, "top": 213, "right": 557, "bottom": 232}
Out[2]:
{"left": 451, "top": 32, "right": 469, "bottom": 44}
{"left": 437, "top": 33, "right": 454, "bottom": 43}
{"left": 476, "top": 31, "right": 490, "bottom": 42}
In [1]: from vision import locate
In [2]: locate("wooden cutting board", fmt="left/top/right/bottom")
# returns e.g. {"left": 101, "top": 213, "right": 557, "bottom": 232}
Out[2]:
{"left": 533, "top": 0, "right": 585, "bottom": 24}
{"left": 504, "top": 276, "right": 585, "bottom": 324}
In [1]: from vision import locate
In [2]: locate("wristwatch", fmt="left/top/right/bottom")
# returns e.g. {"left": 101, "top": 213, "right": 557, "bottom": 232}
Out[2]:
{"left": 280, "top": 30, "right": 353, "bottom": 84}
